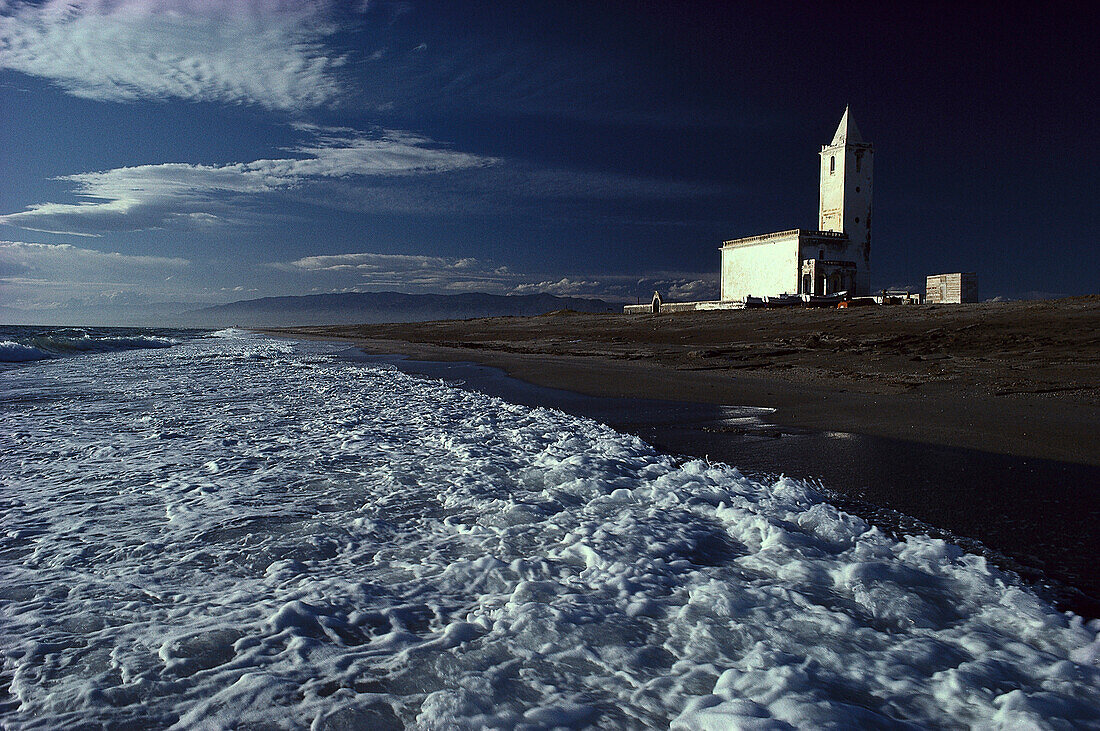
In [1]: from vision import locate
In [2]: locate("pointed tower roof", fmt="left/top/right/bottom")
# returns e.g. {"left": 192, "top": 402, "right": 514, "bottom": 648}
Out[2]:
{"left": 829, "top": 106, "right": 864, "bottom": 146}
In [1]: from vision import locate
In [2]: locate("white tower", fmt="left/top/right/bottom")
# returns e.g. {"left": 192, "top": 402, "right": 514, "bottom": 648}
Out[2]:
{"left": 819, "top": 107, "right": 873, "bottom": 292}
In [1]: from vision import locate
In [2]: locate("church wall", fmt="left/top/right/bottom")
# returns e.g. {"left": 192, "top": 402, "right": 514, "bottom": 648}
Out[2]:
{"left": 801, "top": 231, "right": 871, "bottom": 295}
{"left": 800, "top": 234, "right": 858, "bottom": 290}
{"left": 720, "top": 236, "right": 800, "bottom": 300}
{"left": 799, "top": 235, "right": 868, "bottom": 293}
{"left": 798, "top": 236, "right": 855, "bottom": 263}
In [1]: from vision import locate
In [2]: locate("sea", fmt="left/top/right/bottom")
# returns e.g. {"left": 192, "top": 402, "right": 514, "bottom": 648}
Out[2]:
{"left": 1, "top": 326, "right": 1098, "bottom": 728}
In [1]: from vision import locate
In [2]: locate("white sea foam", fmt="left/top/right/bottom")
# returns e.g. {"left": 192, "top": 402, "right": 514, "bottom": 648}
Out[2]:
{"left": 1, "top": 331, "right": 1098, "bottom": 728}
{"left": 207, "top": 327, "right": 250, "bottom": 338}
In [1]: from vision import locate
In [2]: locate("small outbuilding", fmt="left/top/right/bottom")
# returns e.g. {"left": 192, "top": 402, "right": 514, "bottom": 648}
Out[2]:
{"left": 926, "top": 273, "right": 978, "bottom": 303}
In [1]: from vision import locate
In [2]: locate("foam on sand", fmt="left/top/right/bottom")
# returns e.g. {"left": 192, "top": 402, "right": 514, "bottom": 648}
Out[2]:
{"left": 1, "top": 331, "right": 1097, "bottom": 728}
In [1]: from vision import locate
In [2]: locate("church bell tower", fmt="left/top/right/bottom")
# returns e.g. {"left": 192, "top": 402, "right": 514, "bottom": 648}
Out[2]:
{"left": 819, "top": 107, "right": 873, "bottom": 289}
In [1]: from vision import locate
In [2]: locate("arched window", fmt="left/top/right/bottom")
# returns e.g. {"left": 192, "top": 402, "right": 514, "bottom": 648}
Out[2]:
{"left": 830, "top": 156, "right": 835, "bottom": 173}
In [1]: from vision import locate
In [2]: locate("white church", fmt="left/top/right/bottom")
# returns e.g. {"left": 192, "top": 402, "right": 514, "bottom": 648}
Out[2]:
{"left": 626, "top": 108, "right": 875, "bottom": 314}
{"left": 720, "top": 107, "right": 873, "bottom": 301}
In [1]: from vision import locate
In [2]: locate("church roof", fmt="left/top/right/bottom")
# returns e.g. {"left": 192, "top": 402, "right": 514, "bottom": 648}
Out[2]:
{"left": 829, "top": 106, "right": 864, "bottom": 146}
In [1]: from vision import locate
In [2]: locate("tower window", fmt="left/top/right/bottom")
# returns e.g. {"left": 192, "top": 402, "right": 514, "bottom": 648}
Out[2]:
{"left": 855, "top": 186, "right": 860, "bottom": 192}
{"left": 855, "top": 217, "right": 860, "bottom": 223}
{"left": 856, "top": 154, "right": 862, "bottom": 173}
{"left": 830, "top": 156, "right": 835, "bottom": 173}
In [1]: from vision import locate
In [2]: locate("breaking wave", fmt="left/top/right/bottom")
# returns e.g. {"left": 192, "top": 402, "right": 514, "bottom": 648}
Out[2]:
{"left": 0, "top": 340, "right": 52, "bottom": 362}
{"left": 0, "top": 329, "right": 178, "bottom": 363}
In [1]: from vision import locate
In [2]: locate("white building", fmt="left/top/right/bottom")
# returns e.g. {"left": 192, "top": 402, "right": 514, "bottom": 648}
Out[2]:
{"left": 720, "top": 108, "right": 873, "bottom": 301}
{"left": 926, "top": 273, "right": 978, "bottom": 303}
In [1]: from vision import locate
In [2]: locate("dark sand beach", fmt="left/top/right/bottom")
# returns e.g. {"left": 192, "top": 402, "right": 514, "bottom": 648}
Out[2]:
{"left": 263, "top": 296, "right": 1100, "bottom": 613}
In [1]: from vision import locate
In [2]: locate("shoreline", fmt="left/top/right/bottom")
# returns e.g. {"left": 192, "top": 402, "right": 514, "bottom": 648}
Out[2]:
{"left": 266, "top": 330, "right": 1099, "bottom": 468}
{"left": 258, "top": 299, "right": 1100, "bottom": 467}
{"left": 256, "top": 300, "right": 1100, "bottom": 614}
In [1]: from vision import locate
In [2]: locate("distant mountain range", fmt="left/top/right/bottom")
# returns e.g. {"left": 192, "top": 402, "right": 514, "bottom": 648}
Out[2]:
{"left": 176, "top": 291, "right": 618, "bottom": 327}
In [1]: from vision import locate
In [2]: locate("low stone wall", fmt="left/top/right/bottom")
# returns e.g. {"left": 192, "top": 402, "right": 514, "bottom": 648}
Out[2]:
{"left": 623, "top": 304, "right": 656, "bottom": 314}
{"left": 623, "top": 300, "right": 744, "bottom": 314}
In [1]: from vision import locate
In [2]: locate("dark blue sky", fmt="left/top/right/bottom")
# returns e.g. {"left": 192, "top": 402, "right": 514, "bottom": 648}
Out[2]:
{"left": 1, "top": 1, "right": 1095, "bottom": 321}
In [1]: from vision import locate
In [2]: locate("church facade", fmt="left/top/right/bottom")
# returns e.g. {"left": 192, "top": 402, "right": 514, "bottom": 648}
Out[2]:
{"left": 720, "top": 108, "right": 873, "bottom": 301}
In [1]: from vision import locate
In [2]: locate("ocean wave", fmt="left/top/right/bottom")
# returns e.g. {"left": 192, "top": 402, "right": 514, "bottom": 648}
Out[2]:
{"left": 207, "top": 327, "right": 249, "bottom": 338}
{"left": 0, "top": 332, "right": 178, "bottom": 362}
{"left": 0, "top": 340, "right": 53, "bottom": 362}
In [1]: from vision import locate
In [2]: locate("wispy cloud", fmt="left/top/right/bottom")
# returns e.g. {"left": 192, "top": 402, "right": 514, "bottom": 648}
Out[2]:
{"left": 0, "top": 120, "right": 731, "bottom": 236}
{"left": 277, "top": 251, "right": 516, "bottom": 293}
{"left": 0, "top": 240, "right": 188, "bottom": 280}
{"left": 0, "top": 129, "right": 498, "bottom": 235}
{"left": 343, "top": 18, "right": 737, "bottom": 128}
{"left": 0, "top": 239, "right": 193, "bottom": 312}
{"left": 275, "top": 249, "right": 718, "bottom": 302}
{"left": 509, "top": 274, "right": 719, "bottom": 302}
{"left": 280, "top": 252, "right": 491, "bottom": 273}
{"left": 0, "top": 0, "right": 345, "bottom": 110}
{"left": 290, "top": 164, "right": 733, "bottom": 219}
